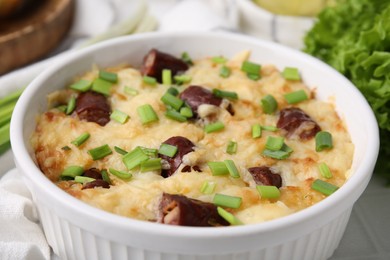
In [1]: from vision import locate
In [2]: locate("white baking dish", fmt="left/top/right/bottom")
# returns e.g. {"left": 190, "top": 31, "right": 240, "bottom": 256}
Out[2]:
{"left": 10, "top": 32, "right": 379, "bottom": 260}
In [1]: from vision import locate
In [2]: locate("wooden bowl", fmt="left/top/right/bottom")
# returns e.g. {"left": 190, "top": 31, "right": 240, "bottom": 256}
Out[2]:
{"left": 0, "top": 0, "right": 74, "bottom": 75}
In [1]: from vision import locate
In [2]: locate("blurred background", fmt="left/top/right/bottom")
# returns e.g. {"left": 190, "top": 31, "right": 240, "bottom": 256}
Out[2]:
{"left": 0, "top": 0, "right": 331, "bottom": 75}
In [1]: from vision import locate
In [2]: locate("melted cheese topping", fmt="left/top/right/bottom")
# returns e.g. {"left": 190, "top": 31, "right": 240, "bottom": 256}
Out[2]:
{"left": 31, "top": 51, "right": 354, "bottom": 224}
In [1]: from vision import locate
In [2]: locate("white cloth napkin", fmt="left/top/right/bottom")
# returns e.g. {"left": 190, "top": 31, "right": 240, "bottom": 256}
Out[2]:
{"left": 0, "top": 0, "right": 238, "bottom": 259}
{"left": 0, "top": 169, "right": 49, "bottom": 260}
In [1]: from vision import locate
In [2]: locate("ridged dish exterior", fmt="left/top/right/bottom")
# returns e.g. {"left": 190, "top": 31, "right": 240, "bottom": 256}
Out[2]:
{"left": 34, "top": 190, "right": 351, "bottom": 260}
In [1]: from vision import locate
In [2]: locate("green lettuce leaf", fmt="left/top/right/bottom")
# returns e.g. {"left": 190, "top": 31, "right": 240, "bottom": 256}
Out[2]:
{"left": 304, "top": 0, "right": 390, "bottom": 184}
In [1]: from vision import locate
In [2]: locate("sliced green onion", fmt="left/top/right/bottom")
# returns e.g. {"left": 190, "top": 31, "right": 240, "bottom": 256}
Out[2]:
{"left": 140, "top": 147, "right": 158, "bottom": 158}
{"left": 284, "top": 90, "right": 308, "bottom": 104}
{"left": 99, "top": 70, "right": 118, "bottom": 83}
{"left": 124, "top": 86, "right": 139, "bottom": 96}
{"left": 109, "top": 168, "right": 132, "bottom": 180}
{"left": 140, "top": 158, "right": 162, "bottom": 172}
{"left": 282, "top": 143, "right": 293, "bottom": 153}
{"left": 137, "top": 104, "right": 159, "bottom": 124}
{"left": 61, "top": 145, "right": 71, "bottom": 151}
{"left": 88, "top": 144, "right": 112, "bottom": 160}
{"left": 66, "top": 96, "right": 76, "bottom": 115}
{"left": 74, "top": 176, "right": 95, "bottom": 184}
{"left": 110, "top": 109, "right": 129, "bottom": 124}
{"left": 217, "top": 207, "right": 243, "bottom": 225}
{"left": 219, "top": 66, "right": 231, "bottom": 78}
{"left": 208, "top": 161, "right": 229, "bottom": 176}
{"left": 247, "top": 73, "right": 260, "bottom": 81}
{"left": 282, "top": 67, "right": 301, "bottom": 81}
{"left": 226, "top": 140, "right": 237, "bottom": 155}
{"left": 174, "top": 74, "right": 192, "bottom": 85}
{"left": 114, "top": 146, "right": 128, "bottom": 155}
{"left": 318, "top": 162, "right": 333, "bottom": 179}
{"left": 61, "top": 166, "right": 84, "bottom": 178}
{"left": 311, "top": 179, "right": 338, "bottom": 196}
{"left": 165, "top": 109, "right": 187, "bottom": 122}
{"left": 162, "top": 69, "right": 172, "bottom": 86}
{"left": 241, "top": 61, "right": 261, "bottom": 80}
{"left": 252, "top": 124, "right": 262, "bottom": 138}
{"left": 101, "top": 169, "right": 111, "bottom": 184}
{"left": 262, "top": 143, "right": 293, "bottom": 160}
{"left": 212, "top": 89, "right": 238, "bottom": 100}
{"left": 265, "top": 136, "right": 285, "bottom": 151}
{"left": 256, "top": 185, "right": 281, "bottom": 199}
{"left": 213, "top": 193, "right": 242, "bottom": 209}
{"left": 167, "top": 87, "right": 179, "bottom": 96}
{"left": 70, "top": 79, "right": 92, "bottom": 92}
{"left": 180, "top": 106, "right": 193, "bottom": 118}
{"left": 59, "top": 175, "right": 73, "bottom": 181}
{"left": 211, "top": 56, "right": 227, "bottom": 64}
{"left": 181, "top": 52, "right": 193, "bottom": 65}
{"left": 315, "top": 131, "right": 333, "bottom": 152}
{"left": 261, "top": 94, "right": 278, "bottom": 114}
{"left": 143, "top": 76, "right": 157, "bottom": 86}
{"left": 224, "top": 160, "right": 240, "bottom": 178}
{"left": 204, "top": 121, "right": 225, "bottom": 133}
{"left": 56, "top": 105, "right": 67, "bottom": 113}
{"left": 92, "top": 78, "right": 112, "bottom": 96}
{"left": 122, "top": 146, "right": 149, "bottom": 170}
{"left": 261, "top": 125, "right": 278, "bottom": 132}
{"left": 158, "top": 143, "right": 178, "bottom": 157}
{"left": 200, "top": 181, "right": 217, "bottom": 194}
{"left": 241, "top": 61, "right": 261, "bottom": 75}
{"left": 71, "top": 132, "right": 90, "bottom": 147}
{"left": 161, "top": 92, "right": 184, "bottom": 111}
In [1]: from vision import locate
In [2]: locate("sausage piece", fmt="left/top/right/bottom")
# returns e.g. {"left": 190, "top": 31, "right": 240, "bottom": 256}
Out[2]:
{"left": 248, "top": 166, "right": 282, "bottom": 188}
{"left": 181, "top": 165, "right": 202, "bottom": 173}
{"left": 140, "top": 49, "right": 189, "bottom": 83}
{"left": 277, "top": 107, "right": 321, "bottom": 140}
{"left": 158, "top": 136, "right": 195, "bottom": 178}
{"left": 75, "top": 91, "right": 111, "bottom": 126}
{"left": 82, "top": 179, "right": 110, "bottom": 190}
{"left": 158, "top": 193, "right": 229, "bottom": 227}
{"left": 179, "top": 86, "right": 222, "bottom": 117}
{"left": 83, "top": 168, "right": 103, "bottom": 180}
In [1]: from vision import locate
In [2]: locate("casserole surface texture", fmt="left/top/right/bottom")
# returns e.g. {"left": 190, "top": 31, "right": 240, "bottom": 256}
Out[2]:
{"left": 31, "top": 50, "right": 353, "bottom": 226}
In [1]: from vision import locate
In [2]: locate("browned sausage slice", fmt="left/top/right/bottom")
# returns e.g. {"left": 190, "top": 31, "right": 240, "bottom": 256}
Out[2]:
{"left": 181, "top": 165, "right": 202, "bottom": 172}
{"left": 75, "top": 91, "right": 111, "bottom": 126}
{"left": 158, "top": 193, "right": 229, "bottom": 226}
{"left": 248, "top": 166, "right": 282, "bottom": 188}
{"left": 277, "top": 107, "right": 321, "bottom": 140}
{"left": 83, "top": 168, "right": 103, "bottom": 180}
{"left": 82, "top": 179, "right": 110, "bottom": 190}
{"left": 140, "top": 49, "right": 189, "bottom": 83}
{"left": 158, "top": 136, "right": 195, "bottom": 178}
{"left": 179, "top": 85, "right": 222, "bottom": 117}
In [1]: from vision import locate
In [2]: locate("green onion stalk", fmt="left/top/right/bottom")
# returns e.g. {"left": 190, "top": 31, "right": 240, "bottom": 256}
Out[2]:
{"left": 0, "top": 88, "right": 24, "bottom": 155}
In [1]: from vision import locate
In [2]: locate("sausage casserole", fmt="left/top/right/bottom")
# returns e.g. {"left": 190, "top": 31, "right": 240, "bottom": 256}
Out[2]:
{"left": 31, "top": 49, "right": 354, "bottom": 226}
